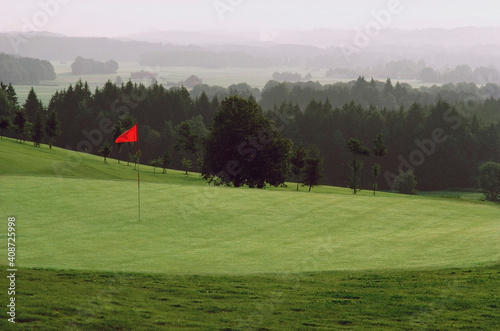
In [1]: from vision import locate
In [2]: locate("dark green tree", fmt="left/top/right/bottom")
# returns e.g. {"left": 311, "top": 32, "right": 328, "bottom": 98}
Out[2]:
{"left": 394, "top": 170, "right": 418, "bottom": 195}
{"left": 99, "top": 142, "right": 113, "bottom": 164}
{"left": 302, "top": 147, "right": 323, "bottom": 192}
{"left": 44, "top": 111, "right": 61, "bottom": 149}
{"left": 149, "top": 157, "right": 161, "bottom": 174}
{"left": 0, "top": 116, "right": 11, "bottom": 138}
{"left": 478, "top": 162, "right": 500, "bottom": 202}
{"left": 13, "top": 110, "right": 26, "bottom": 143}
{"left": 175, "top": 121, "right": 199, "bottom": 175}
{"left": 290, "top": 142, "right": 306, "bottom": 190}
{"left": 23, "top": 88, "right": 43, "bottom": 122}
{"left": 161, "top": 149, "right": 173, "bottom": 174}
{"left": 31, "top": 111, "right": 44, "bottom": 147}
{"left": 202, "top": 96, "right": 291, "bottom": 188}
{"left": 23, "top": 121, "right": 33, "bottom": 143}
{"left": 112, "top": 121, "right": 123, "bottom": 163}
{"left": 346, "top": 138, "right": 370, "bottom": 194}
{"left": 371, "top": 134, "right": 388, "bottom": 195}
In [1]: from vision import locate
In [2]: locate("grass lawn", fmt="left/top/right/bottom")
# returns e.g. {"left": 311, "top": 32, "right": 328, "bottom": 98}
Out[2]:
{"left": 0, "top": 265, "right": 498, "bottom": 330}
{"left": 1, "top": 137, "right": 499, "bottom": 329}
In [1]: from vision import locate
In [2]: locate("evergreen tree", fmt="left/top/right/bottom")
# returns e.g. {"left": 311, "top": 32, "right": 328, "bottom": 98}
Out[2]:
{"left": 161, "top": 149, "right": 173, "bottom": 174}
{"left": 302, "top": 147, "right": 323, "bottom": 192}
{"left": 346, "top": 138, "right": 370, "bottom": 194}
{"left": 23, "top": 88, "right": 43, "bottom": 122}
{"left": 13, "top": 110, "right": 26, "bottom": 143}
{"left": 290, "top": 142, "right": 306, "bottom": 190}
{"left": 372, "top": 134, "right": 388, "bottom": 195}
{"left": 44, "top": 111, "right": 61, "bottom": 149}
{"left": 175, "top": 121, "right": 198, "bottom": 175}
{"left": 31, "top": 111, "right": 44, "bottom": 147}
{"left": 0, "top": 116, "right": 11, "bottom": 138}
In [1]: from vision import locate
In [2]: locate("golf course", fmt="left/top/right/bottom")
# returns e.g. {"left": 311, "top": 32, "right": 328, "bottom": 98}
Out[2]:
{"left": 1, "top": 136, "right": 499, "bottom": 330}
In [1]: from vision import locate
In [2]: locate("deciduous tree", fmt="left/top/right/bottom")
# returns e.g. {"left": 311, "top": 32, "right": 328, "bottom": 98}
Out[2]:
{"left": 202, "top": 96, "right": 291, "bottom": 188}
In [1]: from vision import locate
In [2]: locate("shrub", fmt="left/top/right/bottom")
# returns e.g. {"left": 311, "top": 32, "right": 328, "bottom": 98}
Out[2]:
{"left": 478, "top": 162, "right": 500, "bottom": 202}
{"left": 394, "top": 170, "right": 418, "bottom": 195}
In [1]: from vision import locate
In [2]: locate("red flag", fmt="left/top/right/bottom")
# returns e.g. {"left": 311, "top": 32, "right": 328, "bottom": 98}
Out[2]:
{"left": 115, "top": 124, "right": 138, "bottom": 143}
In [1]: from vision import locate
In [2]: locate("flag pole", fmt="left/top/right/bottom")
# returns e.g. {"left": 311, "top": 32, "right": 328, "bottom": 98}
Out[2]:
{"left": 137, "top": 123, "right": 141, "bottom": 221}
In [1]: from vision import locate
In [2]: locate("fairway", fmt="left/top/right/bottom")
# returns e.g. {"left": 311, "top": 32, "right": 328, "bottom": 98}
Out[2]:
{"left": 1, "top": 137, "right": 499, "bottom": 330}
{"left": 1, "top": 138, "right": 499, "bottom": 275}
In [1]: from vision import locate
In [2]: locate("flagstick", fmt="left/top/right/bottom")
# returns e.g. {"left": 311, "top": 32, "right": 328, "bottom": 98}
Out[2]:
{"left": 137, "top": 125, "right": 141, "bottom": 221}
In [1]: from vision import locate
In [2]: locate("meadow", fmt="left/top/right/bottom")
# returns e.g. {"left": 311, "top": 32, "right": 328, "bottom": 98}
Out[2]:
{"left": 0, "top": 137, "right": 499, "bottom": 329}
{"left": 13, "top": 61, "right": 427, "bottom": 107}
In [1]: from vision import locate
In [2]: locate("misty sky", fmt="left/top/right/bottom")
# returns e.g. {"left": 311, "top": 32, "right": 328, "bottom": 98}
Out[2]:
{"left": 2, "top": 0, "right": 499, "bottom": 38}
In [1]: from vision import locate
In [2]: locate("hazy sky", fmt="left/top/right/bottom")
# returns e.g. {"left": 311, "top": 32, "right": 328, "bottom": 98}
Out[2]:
{"left": 2, "top": 0, "right": 499, "bottom": 38}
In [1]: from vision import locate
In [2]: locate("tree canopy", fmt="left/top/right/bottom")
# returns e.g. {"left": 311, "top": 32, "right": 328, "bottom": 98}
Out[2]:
{"left": 202, "top": 96, "right": 291, "bottom": 188}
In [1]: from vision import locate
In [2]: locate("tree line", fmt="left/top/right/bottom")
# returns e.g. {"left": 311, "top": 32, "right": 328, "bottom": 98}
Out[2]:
{"left": 71, "top": 56, "right": 119, "bottom": 75}
{"left": 1, "top": 78, "right": 499, "bottom": 196}
{"left": 0, "top": 53, "right": 56, "bottom": 84}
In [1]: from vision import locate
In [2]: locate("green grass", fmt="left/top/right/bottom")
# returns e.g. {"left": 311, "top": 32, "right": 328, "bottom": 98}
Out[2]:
{"left": 1, "top": 137, "right": 499, "bottom": 274}
{"left": 1, "top": 137, "right": 499, "bottom": 329}
{"left": 0, "top": 265, "right": 498, "bottom": 330}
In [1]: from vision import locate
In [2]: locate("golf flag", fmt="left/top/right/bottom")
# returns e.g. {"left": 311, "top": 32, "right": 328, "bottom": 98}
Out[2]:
{"left": 115, "top": 124, "right": 138, "bottom": 143}
{"left": 115, "top": 123, "right": 141, "bottom": 221}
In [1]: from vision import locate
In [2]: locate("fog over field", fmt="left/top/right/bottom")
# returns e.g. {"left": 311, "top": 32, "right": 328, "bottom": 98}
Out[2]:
{"left": 1, "top": 0, "right": 500, "bottom": 70}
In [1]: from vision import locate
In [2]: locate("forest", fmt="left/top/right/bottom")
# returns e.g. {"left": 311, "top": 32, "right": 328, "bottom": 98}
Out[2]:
{"left": 1, "top": 77, "right": 499, "bottom": 192}
{"left": 0, "top": 53, "right": 56, "bottom": 84}
{"left": 71, "top": 56, "right": 119, "bottom": 75}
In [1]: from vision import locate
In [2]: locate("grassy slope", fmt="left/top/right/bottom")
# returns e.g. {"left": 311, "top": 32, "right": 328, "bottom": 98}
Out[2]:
{"left": 0, "top": 265, "right": 497, "bottom": 330}
{"left": 1, "top": 137, "right": 499, "bottom": 274}
{"left": 1, "top": 137, "right": 499, "bottom": 330}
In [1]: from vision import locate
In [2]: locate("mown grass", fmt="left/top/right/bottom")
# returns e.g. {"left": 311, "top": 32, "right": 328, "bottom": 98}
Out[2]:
{"left": 1, "top": 137, "right": 499, "bottom": 329}
{"left": 1, "top": 138, "right": 499, "bottom": 274}
{"left": 0, "top": 265, "right": 498, "bottom": 330}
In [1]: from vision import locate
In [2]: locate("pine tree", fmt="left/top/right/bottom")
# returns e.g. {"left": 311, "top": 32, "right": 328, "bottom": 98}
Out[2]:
{"left": 13, "top": 110, "right": 26, "bottom": 143}
{"left": 346, "top": 138, "right": 370, "bottom": 194}
{"left": 290, "top": 142, "right": 306, "bottom": 190}
{"left": 23, "top": 88, "right": 43, "bottom": 122}
{"left": 44, "top": 111, "right": 61, "bottom": 149}
{"left": 31, "top": 111, "right": 44, "bottom": 147}
{"left": 302, "top": 147, "right": 323, "bottom": 192}
{"left": 371, "top": 134, "right": 388, "bottom": 195}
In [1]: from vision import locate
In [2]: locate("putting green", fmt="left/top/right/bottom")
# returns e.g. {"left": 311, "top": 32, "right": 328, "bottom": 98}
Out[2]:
{"left": 1, "top": 174, "right": 498, "bottom": 275}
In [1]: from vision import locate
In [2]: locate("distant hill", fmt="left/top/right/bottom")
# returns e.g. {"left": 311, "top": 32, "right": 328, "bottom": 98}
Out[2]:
{"left": 1, "top": 28, "right": 500, "bottom": 69}
{"left": 0, "top": 52, "right": 55, "bottom": 84}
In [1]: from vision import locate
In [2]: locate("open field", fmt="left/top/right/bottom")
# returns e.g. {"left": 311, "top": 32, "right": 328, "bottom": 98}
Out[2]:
{"left": 14, "top": 62, "right": 331, "bottom": 106}
{"left": 1, "top": 137, "right": 499, "bottom": 329}
{"left": 12, "top": 61, "right": 433, "bottom": 107}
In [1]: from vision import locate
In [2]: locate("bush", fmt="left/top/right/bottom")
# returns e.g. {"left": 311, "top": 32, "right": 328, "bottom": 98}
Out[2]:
{"left": 479, "top": 162, "right": 500, "bottom": 202}
{"left": 394, "top": 170, "right": 418, "bottom": 195}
